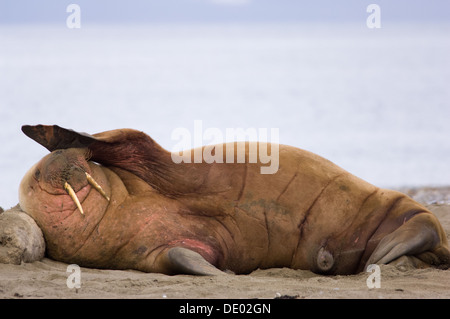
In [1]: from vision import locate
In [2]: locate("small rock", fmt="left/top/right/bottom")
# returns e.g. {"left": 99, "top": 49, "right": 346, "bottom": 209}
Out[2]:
{"left": 0, "top": 206, "right": 45, "bottom": 264}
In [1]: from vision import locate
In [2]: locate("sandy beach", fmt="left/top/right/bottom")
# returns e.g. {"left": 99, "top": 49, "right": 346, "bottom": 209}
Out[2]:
{"left": 0, "top": 186, "right": 449, "bottom": 299}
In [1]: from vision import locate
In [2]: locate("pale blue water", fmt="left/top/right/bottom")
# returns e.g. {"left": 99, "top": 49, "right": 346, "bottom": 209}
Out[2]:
{"left": 1, "top": 23, "right": 449, "bottom": 209}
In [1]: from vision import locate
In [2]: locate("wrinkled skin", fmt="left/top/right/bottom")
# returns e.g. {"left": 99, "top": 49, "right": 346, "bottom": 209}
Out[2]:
{"left": 18, "top": 125, "right": 450, "bottom": 275}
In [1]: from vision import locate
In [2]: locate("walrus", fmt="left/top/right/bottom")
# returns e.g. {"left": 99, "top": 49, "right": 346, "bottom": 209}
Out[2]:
{"left": 17, "top": 124, "right": 450, "bottom": 275}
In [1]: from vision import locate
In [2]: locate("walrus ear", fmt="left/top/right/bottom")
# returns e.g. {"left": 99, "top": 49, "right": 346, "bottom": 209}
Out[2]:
{"left": 22, "top": 125, "right": 98, "bottom": 152}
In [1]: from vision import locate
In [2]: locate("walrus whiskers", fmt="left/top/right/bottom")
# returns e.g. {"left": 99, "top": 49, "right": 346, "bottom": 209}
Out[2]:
{"left": 64, "top": 182, "right": 84, "bottom": 215}
{"left": 63, "top": 173, "right": 109, "bottom": 215}
{"left": 85, "top": 172, "right": 110, "bottom": 201}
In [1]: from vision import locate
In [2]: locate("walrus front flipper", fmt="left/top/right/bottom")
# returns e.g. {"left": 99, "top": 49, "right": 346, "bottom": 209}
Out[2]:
{"left": 21, "top": 124, "right": 188, "bottom": 194}
{"left": 21, "top": 124, "right": 168, "bottom": 168}
{"left": 22, "top": 125, "right": 97, "bottom": 152}
{"left": 366, "top": 213, "right": 450, "bottom": 269}
{"left": 21, "top": 125, "right": 160, "bottom": 154}
{"left": 165, "top": 247, "right": 225, "bottom": 276}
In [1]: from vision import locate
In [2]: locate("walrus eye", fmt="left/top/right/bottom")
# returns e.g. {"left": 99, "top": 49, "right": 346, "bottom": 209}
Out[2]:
{"left": 34, "top": 169, "right": 41, "bottom": 180}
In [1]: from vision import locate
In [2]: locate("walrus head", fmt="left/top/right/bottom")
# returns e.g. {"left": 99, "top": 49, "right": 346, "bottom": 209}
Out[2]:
{"left": 19, "top": 148, "right": 110, "bottom": 219}
{"left": 18, "top": 125, "right": 226, "bottom": 274}
{"left": 18, "top": 124, "right": 187, "bottom": 227}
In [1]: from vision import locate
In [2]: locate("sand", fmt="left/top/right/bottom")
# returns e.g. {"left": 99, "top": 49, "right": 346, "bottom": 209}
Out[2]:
{"left": 0, "top": 187, "right": 449, "bottom": 299}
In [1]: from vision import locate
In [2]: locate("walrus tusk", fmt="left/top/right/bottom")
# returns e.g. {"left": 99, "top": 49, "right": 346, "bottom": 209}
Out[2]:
{"left": 85, "top": 172, "right": 110, "bottom": 201}
{"left": 64, "top": 182, "right": 84, "bottom": 215}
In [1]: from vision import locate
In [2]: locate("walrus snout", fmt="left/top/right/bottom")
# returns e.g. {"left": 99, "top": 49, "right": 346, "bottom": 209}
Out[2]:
{"left": 20, "top": 148, "right": 110, "bottom": 216}
{"left": 39, "top": 149, "right": 91, "bottom": 193}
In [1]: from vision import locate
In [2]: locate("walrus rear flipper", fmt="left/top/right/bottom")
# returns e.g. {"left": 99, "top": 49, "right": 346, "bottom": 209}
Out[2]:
{"left": 165, "top": 247, "right": 225, "bottom": 276}
{"left": 365, "top": 213, "right": 450, "bottom": 270}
